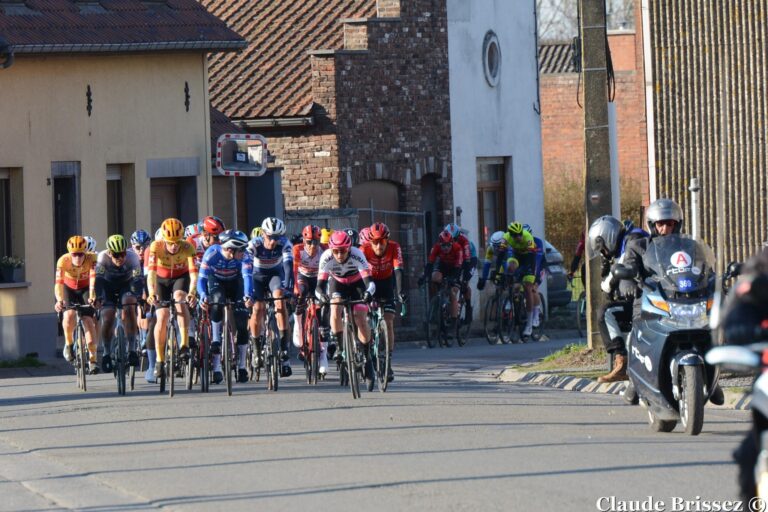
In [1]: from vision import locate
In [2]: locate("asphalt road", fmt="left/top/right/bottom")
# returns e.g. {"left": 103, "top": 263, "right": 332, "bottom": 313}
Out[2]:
{"left": 0, "top": 337, "right": 750, "bottom": 512}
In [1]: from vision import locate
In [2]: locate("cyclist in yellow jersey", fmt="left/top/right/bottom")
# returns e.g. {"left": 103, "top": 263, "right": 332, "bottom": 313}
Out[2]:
{"left": 502, "top": 222, "right": 538, "bottom": 337}
{"left": 54, "top": 236, "right": 100, "bottom": 373}
{"left": 146, "top": 218, "right": 198, "bottom": 381}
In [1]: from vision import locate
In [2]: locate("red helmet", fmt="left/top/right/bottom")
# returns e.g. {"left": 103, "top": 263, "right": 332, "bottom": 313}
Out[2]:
{"left": 369, "top": 222, "right": 390, "bottom": 241}
{"left": 359, "top": 227, "right": 372, "bottom": 244}
{"left": 329, "top": 230, "right": 352, "bottom": 249}
{"left": 301, "top": 224, "right": 321, "bottom": 240}
{"left": 438, "top": 230, "right": 453, "bottom": 245}
{"left": 203, "top": 215, "right": 225, "bottom": 235}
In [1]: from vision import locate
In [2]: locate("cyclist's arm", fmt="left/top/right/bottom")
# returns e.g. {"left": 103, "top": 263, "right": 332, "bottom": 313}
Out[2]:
{"left": 282, "top": 244, "right": 293, "bottom": 290}
{"left": 196, "top": 256, "right": 210, "bottom": 300}
{"left": 146, "top": 243, "right": 159, "bottom": 297}
{"left": 186, "top": 251, "right": 198, "bottom": 297}
{"left": 241, "top": 254, "right": 254, "bottom": 299}
{"left": 88, "top": 254, "right": 97, "bottom": 301}
{"left": 292, "top": 245, "right": 301, "bottom": 294}
{"left": 54, "top": 255, "right": 66, "bottom": 302}
{"left": 392, "top": 243, "right": 404, "bottom": 296}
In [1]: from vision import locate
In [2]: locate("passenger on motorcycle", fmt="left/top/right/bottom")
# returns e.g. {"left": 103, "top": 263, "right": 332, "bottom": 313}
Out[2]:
{"left": 315, "top": 230, "right": 376, "bottom": 385}
{"left": 588, "top": 215, "right": 649, "bottom": 383}
{"left": 198, "top": 230, "right": 253, "bottom": 384}
{"left": 248, "top": 216, "right": 294, "bottom": 378}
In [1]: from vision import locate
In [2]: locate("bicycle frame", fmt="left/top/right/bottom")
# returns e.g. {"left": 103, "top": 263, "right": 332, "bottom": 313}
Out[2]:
{"left": 63, "top": 304, "right": 91, "bottom": 392}
{"left": 155, "top": 299, "right": 187, "bottom": 397}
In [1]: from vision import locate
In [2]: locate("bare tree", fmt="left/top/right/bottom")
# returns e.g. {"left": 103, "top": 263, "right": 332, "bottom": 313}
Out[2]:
{"left": 537, "top": 0, "right": 634, "bottom": 43}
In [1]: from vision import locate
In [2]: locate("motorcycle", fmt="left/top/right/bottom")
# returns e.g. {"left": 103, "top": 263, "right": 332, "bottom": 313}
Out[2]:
{"left": 706, "top": 341, "right": 768, "bottom": 501}
{"left": 618, "top": 234, "right": 720, "bottom": 435}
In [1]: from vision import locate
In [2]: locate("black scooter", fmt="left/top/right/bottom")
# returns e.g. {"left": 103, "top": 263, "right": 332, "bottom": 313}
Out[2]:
{"left": 618, "top": 234, "right": 720, "bottom": 435}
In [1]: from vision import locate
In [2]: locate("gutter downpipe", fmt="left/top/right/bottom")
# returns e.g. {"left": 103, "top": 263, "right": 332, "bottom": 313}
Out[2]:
{"left": 641, "top": 0, "right": 657, "bottom": 203}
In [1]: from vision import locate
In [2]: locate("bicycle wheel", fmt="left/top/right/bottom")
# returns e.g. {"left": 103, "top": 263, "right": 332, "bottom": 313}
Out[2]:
{"left": 77, "top": 323, "right": 88, "bottom": 392}
{"left": 167, "top": 322, "right": 176, "bottom": 397}
{"left": 375, "top": 317, "right": 390, "bottom": 393}
{"left": 532, "top": 292, "right": 547, "bottom": 341}
{"left": 223, "top": 314, "right": 233, "bottom": 396}
{"left": 267, "top": 313, "right": 280, "bottom": 392}
{"left": 484, "top": 295, "right": 500, "bottom": 345}
{"left": 456, "top": 298, "right": 470, "bottom": 347}
{"left": 576, "top": 292, "right": 586, "bottom": 338}
{"left": 426, "top": 296, "right": 440, "bottom": 348}
{"left": 116, "top": 326, "right": 126, "bottom": 396}
{"left": 502, "top": 296, "right": 517, "bottom": 344}
{"left": 184, "top": 338, "right": 195, "bottom": 391}
{"left": 199, "top": 322, "right": 210, "bottom": 393}
{"left": 344, "top": 319, "right": 360, "bottom": 399}
{"left": 309, "top": 315, "right": 320, "bottom": 385}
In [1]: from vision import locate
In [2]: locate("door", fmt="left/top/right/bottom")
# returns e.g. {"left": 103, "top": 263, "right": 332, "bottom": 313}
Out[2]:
{"left": 151, "top": 178, "right": 179, "bottom": 233}
{"left": 53, "top": 176, "right": 79, "bottom": 259}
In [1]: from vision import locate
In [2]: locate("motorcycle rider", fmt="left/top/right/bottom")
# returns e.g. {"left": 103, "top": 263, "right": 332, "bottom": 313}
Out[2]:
{"left": 622, "top": 198, "right": 724, "bottom": 405}
{"left": 588, "top": 216, "right": 649, "bottom": 383}
{"left": 720, "top": 247, "right": 768, "bottom": 501}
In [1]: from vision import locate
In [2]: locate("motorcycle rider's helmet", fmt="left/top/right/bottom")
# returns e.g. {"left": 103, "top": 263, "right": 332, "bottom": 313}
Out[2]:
{"left": 646, "top": 198, "right": 683, "bottom": 236}
{"left": 588, "top": 215, "right": 624, "bottom": 258}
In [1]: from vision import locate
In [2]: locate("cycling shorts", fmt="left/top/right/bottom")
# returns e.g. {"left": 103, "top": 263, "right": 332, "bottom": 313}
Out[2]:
{"left": 155, "top": 275, "right": 190, "bottom": 307}
{"left": 63, "top": 285, "right": 95, "bottom": 317}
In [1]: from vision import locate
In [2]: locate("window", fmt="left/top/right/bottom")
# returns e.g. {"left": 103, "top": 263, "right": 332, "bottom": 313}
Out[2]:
{"left": 476, "top": 158, "right": 507, "bottom": 250}
{"left": 483, "top": 31, "right": 501, "bottom": 87}
{"left": 0, "top": 167, "right": 25, "bottom": 260}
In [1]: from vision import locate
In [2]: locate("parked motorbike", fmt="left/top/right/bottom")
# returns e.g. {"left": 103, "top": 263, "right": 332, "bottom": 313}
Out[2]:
{"left": 706, "top": 340, "right": 768, "bottom": 501}
{"left": 620, "top": 234, "right": 720, "bottom": 435}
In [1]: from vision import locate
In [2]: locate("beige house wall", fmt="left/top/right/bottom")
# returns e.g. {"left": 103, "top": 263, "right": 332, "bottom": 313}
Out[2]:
{"left": 0, "top": 52, "right": 213, "bottom": 320}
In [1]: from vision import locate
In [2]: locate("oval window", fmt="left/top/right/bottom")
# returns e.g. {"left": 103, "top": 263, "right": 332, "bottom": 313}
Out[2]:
{"left": 483, "top": 31, "right": 501, "bottom": 87}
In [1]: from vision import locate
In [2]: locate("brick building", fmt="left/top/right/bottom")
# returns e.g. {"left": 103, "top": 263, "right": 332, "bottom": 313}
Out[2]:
{"left": 202, "top": 0, "right": 543, "bottom": 323}
{"left": 539, "top": 29, "right": 650, "bottom": 257}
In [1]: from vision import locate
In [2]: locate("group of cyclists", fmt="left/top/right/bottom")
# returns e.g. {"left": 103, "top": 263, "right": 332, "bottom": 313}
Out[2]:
{"left": 54, "top": 214, "right": 412, "bottom": 391}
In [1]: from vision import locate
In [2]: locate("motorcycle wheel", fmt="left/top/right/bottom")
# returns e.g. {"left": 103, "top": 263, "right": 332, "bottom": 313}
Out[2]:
{"left": 647, "top": 409, "right": 676, "bottom": 433}
{"left": 679, "top": 365, "right": 705, "bottom": 435}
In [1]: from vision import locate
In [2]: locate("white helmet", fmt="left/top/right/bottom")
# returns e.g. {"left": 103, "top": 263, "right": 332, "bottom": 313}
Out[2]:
{"left": 154, "top": 228, "right": 164, "bottom": 242}
{"left": 261, "top": 217, "right": 286, "bottom": 236}
{"left": 83, "top": 235, "right": 97, "bottom": 253}
{"left": 489, "top": 231, "right": 506, "bottom": 249}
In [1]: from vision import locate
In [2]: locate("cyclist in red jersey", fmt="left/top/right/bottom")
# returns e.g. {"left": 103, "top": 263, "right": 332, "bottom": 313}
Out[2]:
{"left": 362, "top": 222, "right": 404, "bottom": 382}
{"left": 418, "top": 230, "right": 464, "bottom": 325}
{"left": 188, "top": 216, "right": 225, "bottom": 265}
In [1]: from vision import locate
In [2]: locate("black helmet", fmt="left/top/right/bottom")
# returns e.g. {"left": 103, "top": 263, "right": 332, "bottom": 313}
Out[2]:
{"left": 343, "top": 228, "right": 359, "bottom": 246}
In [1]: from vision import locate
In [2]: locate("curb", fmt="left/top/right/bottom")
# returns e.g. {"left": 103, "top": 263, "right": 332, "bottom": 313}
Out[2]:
{"left": 497, "top": 368, "right": 752, "bottom": 411}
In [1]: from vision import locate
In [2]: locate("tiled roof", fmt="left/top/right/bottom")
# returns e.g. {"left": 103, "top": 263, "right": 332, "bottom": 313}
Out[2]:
{"left": 200, "top": 0, "right": 376, "bottom": 120}
{"left": 0, "top": 0, "right": 246, "bottom": 53}
{"left": 539, "top": 42, "right": 577, "bottom": 74}
{"left": 210, "top": 105, "right": 241, "bottom": 154}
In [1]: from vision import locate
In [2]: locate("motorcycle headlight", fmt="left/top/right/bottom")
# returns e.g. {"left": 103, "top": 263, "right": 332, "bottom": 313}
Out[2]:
{"left": 667, "top": 301, "right": 709, "bottom": 325}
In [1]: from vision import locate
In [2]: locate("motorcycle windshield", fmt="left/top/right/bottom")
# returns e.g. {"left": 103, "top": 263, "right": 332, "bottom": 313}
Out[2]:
{"left": 642, "top": 234, "right": 715, "bottom": 294}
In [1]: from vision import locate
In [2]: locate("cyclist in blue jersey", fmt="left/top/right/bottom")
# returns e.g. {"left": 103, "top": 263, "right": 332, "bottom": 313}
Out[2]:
{"left": 198, "top": 230, "right": 253, "bottom": 384}
{"left": 478, "top": 231, "right": 512, "bottom": 289}
{"left": 247, "top": 217, "right": 294, "bottom": 377}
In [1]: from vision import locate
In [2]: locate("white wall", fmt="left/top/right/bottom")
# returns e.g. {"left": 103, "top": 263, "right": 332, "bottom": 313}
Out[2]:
{"left": 447, "top": 0, "right": 545, "bottom": 295}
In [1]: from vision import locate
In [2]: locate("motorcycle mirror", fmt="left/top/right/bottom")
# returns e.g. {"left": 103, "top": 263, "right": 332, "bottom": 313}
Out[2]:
{"left": 705, "top": 346, "right": 760, "bottom": 370}
{"left": 725, "top": 261, "right": 742, "bottom": 280}
{"left": 611, "top": 264, "right": 635, "bottom": 280}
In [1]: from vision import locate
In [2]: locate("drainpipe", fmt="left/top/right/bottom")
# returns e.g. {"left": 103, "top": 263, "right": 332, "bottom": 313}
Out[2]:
{"left": 689, "top": 178, "right": 700, "bottom": 240}
{"left": 641, "top": 0, "right": 656, "bottom": 202}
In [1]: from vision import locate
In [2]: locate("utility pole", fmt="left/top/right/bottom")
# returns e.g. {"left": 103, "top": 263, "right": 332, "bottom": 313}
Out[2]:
{"left": 580, "top": 0, "right": 613, "bottom": 349}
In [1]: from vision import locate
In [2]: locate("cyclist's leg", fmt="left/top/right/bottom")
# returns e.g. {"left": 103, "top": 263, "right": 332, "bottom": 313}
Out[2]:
{"left": 71, "top": 288, "right": 98, "bottom": 369}
{"left": 208, "top": 276, "right": 225, "bottom": 377}
{"left": 96, "top": 277, "right": 115, "bottom": 350}
{"left": 293, "top": 278, "right": 309, "bottom": 351}
{"left": 60, "top": 289, "right": 76, "bottom": 361}
{"left": 269, "top": 275, "right": 290, "bottom": 360}
{"left": 249, "top": 273, "right": 267, "bottom": 343}
{"left": 328, "top": 278, "right": 345, "bottom": 362}
{"left": 430, "top": 270, "right": 443, "bottom": 297}
{"left": 445, "top": 266, "right": 460, "bottom": 319}
{"left": 351, "top": 280, "right": 371, "bottom": 345}
{"left": 373, "top": 276, "right": 397, "bottom": 350}
{"left": 153, "top": 278, "right": 173, "bottom": 368}
{"left": 228, "top": 279, "right": 250, "bottom": 382}
{"left": 171, "top": 275, "right": 191, "bottom": 353}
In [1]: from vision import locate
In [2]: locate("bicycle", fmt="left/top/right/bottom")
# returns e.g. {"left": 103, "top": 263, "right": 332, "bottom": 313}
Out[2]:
{"left": 426, "top": 278, "right": 460, "bottom": 348}
{"left": 368, "top": 300, "right": 390, "bottom": 392}
{"left": 192, "top": 305, "right": 212, "bottom": 392}
{"left": 455, "top": 282, "right": 471, "bottom": 347}
{"left": 61, "top": 304, "right": 93, "bottom": 391}
{"left": 334, "top": 298, "right": 371, "bottom": 399}
{"left": 105, "top": 301, "right": 136, "bottom": 396}
{"left": 259, "top": 294, "right": 288, "bottom": 392}
{"left": 483, "top": 275, "right": 515, "bottom": 344}
{"left": 154, "top": 299, "right": 187, "bottom": 397}
{"left": 207, "top": 298, "right": 242, "bottom": 396}
{"left": 300, "top": 296, "right": 325, "bottom": 385}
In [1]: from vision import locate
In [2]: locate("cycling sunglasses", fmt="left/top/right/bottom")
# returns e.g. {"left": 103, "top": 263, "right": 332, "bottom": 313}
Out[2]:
{"left": 71, "top": 252, "right": 85, "bottom": 258}
{"left": 110, "top": 252, "right": 127, "bottom": 259}
{"left": 304, "top": 239, "right": 319, "bottom": 246}
{"left": 655, "top": 220, "right": 677, "bottom": 227}
{"left": 332, "top": 248, "right": 349, "bottom": 255}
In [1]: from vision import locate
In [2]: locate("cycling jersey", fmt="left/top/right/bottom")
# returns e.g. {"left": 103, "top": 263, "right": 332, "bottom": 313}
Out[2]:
{"left": 197, "top": 245, "right": 254, "bottom": 300}
{"left": 362, "top": 241, "right": 403, "bottom": 281}
{"left": 481, "top": 245, "right": 513, "bottom": 280}
{"left": 95, "top": 250, "right": 142, "bottom": 283}
{"left": 248, "top": 236, "right": 293, "bottom": 271}
{"left": 292, "top": 243, "right": 325, "bottom": 279}
{"left": 54, "top": 253, "right": 97, "bottom": 300}
{"left": 427, "top": 242, "right": 464, "bottom": 268}
{"left": 503, "top": 230, "right": 537, "bottom": 255}
{"left": 146, "top": 240, "right": 197, "bottom": 296}
{"left": 318, "top": 247, "right": 371, "bottom": 284}
{"left": 455, "top": 233, "right": 472, "bottom": 262}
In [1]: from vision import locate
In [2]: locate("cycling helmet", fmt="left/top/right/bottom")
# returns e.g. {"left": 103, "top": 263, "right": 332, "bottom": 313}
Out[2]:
{"left": 250, "top": 227, "right": 262, "bottom": 239}
{"left": 438, "top": 230, "right": 453, "bottom": 245}
{"left": 329, "top": 230, "right": 352, "bottom": 249}
{"left": 67, "top": 235, "right": 87, "bottom": 254}
{"left": 130, "top": 229, "right": 151, "bottom": 247}
{"left": 202, "top": 215, "right": 225, "bottom": 236}
{"left": 489, "top": 231, "right": 506, "bottom": 249}
{"left": 343, "top": 228, "right": 359, "bottom": 246}
{"left": 320, "top": 228, "right": 333, "bottom": 245}
{"left": 106, "top": 234, "right": 127, "bottom": 254}
{"left": 359, "top": 226, "right": 372, "bottom": 245}
{"left": 522, "top": 224, "right": 533, "bottom": 234}
{"left": 588, "top": 215, "right": 624, "bottom": 257}
{"left": 369, "top": 222, "right": 390, "bottom": 241}
{"left": 220, "top": 230, "right": 249, "bottom": 250}
{"left": 646, "top": 198, "right": 683, "bottom": 235}
{"left": 185, "top": 223, "right": 200, "bottom": 238}
{"left": 83, "top": 235, "right": 97, "bottom": 253}
{"left": 507, "top": 222, "right": 524, "bottom": 236}
{"left": 261, "top": 217, "right": 286, "bottom": 236}
{"left": 301, "top": 225, "right": 321, "bottom": 241}
{"left": 154, "top": 228, "right": 163, "bottom": 242}
{"left": 160, "top": 218, "right": 184, "bottom": 243}
{"left": 444, "top": 223, "right": 461, "bottom": 239}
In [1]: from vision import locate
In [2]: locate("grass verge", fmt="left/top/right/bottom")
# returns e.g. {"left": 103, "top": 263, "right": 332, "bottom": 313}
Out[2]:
{"left": 0, "top": 354, "right": 46, "bottom": 369}
{"left": 517, "top": 342, "right": 608, "bottom": 373}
